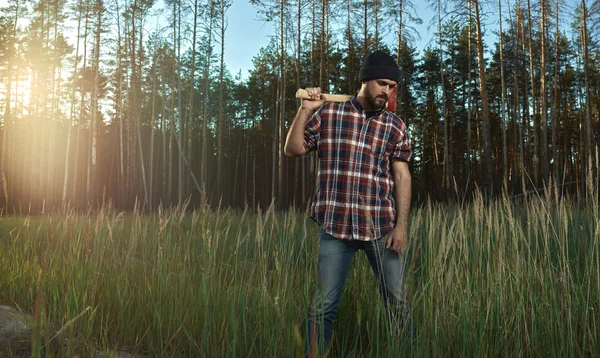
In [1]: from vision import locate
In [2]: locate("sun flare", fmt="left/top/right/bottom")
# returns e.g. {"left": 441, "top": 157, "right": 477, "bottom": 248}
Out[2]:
{"left": 1, "top": 68, "right": 34, "bottom": 116}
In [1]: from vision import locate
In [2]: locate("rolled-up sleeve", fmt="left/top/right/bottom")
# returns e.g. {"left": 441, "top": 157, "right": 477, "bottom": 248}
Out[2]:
{"left": 391, "top": 125, "right": 412, "bottom": 162}
{"left": 303, "top": 111, "right": 321, "bottom": 152}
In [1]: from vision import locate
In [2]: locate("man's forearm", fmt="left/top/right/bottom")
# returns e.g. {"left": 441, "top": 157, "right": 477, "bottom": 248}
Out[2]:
{"left": 392, "top": 161, "right": 411, "bottom": 231}
{"left": 284, "top": 107, "right": 313, "bottom": 157}
{"left": 395, "top": 175, "right": 411, "bottom": 230}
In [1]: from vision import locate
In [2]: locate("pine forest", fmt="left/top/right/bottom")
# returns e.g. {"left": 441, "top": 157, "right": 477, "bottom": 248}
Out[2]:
{"left": 0, "top": 0, "right": 599, "bottom": 211}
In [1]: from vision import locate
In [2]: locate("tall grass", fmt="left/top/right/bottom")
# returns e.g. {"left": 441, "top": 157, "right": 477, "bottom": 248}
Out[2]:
{"left": 0, "top": 189, "right": 598, "bottom": 356}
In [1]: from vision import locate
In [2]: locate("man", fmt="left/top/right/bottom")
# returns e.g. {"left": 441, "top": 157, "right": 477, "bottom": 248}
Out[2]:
{"left": 284, "top": 50, "right": 413, "bottom": 356}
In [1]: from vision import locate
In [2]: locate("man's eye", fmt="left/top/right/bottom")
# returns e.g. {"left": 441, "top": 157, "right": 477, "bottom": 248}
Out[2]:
{"left": 378, "top": 81, "right": 396, "bottom": 88}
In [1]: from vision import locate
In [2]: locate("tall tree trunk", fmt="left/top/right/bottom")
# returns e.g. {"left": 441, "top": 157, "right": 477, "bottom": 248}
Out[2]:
{"left": 466, "top": 0, "right": 472, "bottom": 186}
{"left": 507, "top": 0, "right": 522, "bottom": 193}
{"left": 518, "top": 2, "right": 529, "bottom": 192}
{"left": 185, "top": 0, "right": 199, "bottom": 206}
{"left": 2, "top": 46, "right": 12, "bottom": 209}
{"left": 135, "top": 103, "right": 149, "bottom": 208}
{"left": 62, "top": 0, "right": 83, "bottom": 209}
{"left": 244, "top": 127, "right": 250, "bottom": 206}
{"left": 575, "top": 55, "right": 584, "bottom": 195}
{"left": 272, "top": 84, "right": 279, "bottom": 204}
{"left": 137, "top": 14, "right": 149, "bottom": 208}
{"left": 396, "top": 0, "right": 404, "bottom": 120}
{"left": 498, "top": 0, "right": 508, "bottom": 190}
{"left": 217, "top": 0, "right": 228, "bottom": 204}
{"left": 161, "top": 63, "right": 168, "bottom": 204}
{"left": 374, "top": 0, "right": 379, "bottom": 48}
{"left": 48, "top": 1, "right": 61, "bottom": 207}
{"left": 168, "top": 0, "right": 177, "bottom": 204}
{"left": 278, "top": 0, "right": 286, "bottom": 207}
{"left": 581, "top": 0, "right": 592, "bottom": 194}
{"left": 34, "top": 0, "right": 47, "bottom": 209}
{"left": 438, "top": 0, "right": 449, "bottom": 194}
{"left": 202, "top": 4, "right": 215, "bottom": 196}
{"left": 149, "top": 44, "right": 158, "bottom": 209}
{"left": 124, "top": 24, "right": 134, "bottom": 204}
{"left": 320, "top": 0, "right": 327, "bottom": 89}
{"left": 526, "top": 0, "right": 538, "bottom": 185}
{"left": 176, "top": 0, "right": 183, "bottom": 205}
{"left": 552, "top": 0, "right": 560, "bottom": 188}
{"left": 311, "top": 0, "right": 316, "bottom": 85}
{"left": 309, "top": 0, "right": 316, "bottom": 193}
{"left": 324, "top": 3, "right": 329, "bottom": 92}
{"left": 3, "top": 0, "right": 22, "bottom": 211}
{"left": 539, "top": 0, "right": 549, "bottom": 185}
{"left": 73, "top": 4, "right": 90, "bottom": 203}
{"left": 362, "top": 0, "right": 368, "bottom": 57}
{"left": 113, "top": 0, "right": 125, "bottom": 207}
{"left": 89, "top": 0, "right": 103, "bottom": 207}
{"left": 473, "top": 0, "right": 493, "bottom": 194}
{"left": 348, "top": 0, "right": 353, "bottom": 93}
{"left": 297, "top": 0, "right": 304, "bottom": 205}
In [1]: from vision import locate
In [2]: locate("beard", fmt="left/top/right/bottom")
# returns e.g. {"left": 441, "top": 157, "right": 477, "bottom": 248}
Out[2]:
{"left": 365, "top": 88, "right": 388, "bottom": 110}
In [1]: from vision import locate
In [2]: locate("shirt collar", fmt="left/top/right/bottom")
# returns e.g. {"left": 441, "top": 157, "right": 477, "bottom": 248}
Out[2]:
{"left": 350, "top": 96, "right": 386, "bottom": 117}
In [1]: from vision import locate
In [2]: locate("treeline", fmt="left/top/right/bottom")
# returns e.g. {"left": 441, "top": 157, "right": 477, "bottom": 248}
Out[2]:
{"left": 0, "top": 0, "right": 598, "bottom": 213}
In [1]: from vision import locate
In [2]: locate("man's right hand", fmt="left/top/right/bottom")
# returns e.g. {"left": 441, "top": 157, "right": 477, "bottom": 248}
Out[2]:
{"left": 285, "top": 87, "right": 325, "bottom": 157}
{"left": 301, "top": 87, "right": 326, "bottom": 111}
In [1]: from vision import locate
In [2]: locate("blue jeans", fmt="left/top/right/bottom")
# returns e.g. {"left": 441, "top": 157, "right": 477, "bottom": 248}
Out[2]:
{"left": 306, "top": 227, "right": 411, "bottom": 356}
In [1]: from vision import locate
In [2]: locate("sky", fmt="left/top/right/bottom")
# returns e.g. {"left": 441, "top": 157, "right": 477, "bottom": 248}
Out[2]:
{"left": 224, "top": 1, "right": 273, "bottom": 79}
{"left": 0, "top": 0, "right": 437, "bottom": 87}
{"left": 224, "top": 1, "right": 437, "bottom": 80}
{"left": 0, "top": 0, "right": 517, "bottom": 81}
{"left": 222, "top": 0, "right": 586, "bottom": 80}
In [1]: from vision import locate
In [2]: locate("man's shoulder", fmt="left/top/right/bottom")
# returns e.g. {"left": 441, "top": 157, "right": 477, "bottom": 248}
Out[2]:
{"left": 382, "top": 110, "right": 407, "bottom": 129}
{"left": 317, "top": 100, "right": 354, "bottom": 116}
{"left": 382, "top": 109, "right": 401, "bottom": 120}
{"left": 322, "top": 100, "right": 353, "bottom": 110}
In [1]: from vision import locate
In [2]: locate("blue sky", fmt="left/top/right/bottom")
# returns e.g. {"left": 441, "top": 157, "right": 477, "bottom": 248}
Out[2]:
{"left": 0, "top": 0, "right": 507, "bottom": 79}
{"left": 224, "top": 1, "right": 273, "bottom": 78}
{"left": 222, "top": 1, "right": 590, "bottom": 80}
{"left": 224, "top": 1, "right": 437, "bottom": 79}
{"left": 0, "top": 0, "right": 432, "bottom": 73}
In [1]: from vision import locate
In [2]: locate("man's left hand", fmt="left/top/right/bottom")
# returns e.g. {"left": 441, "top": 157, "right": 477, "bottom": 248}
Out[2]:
{"left": 386, "top": 227, "right": 409, "bottom": 254}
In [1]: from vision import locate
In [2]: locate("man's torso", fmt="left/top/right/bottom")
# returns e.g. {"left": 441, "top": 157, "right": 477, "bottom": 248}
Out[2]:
{"left": 305, "top": 98, "right": 410, "bottom": 241}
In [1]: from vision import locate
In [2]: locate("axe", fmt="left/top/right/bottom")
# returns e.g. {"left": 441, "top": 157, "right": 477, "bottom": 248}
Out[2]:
{"left": 295, "top": 87, "right": 398, "bottom": 112}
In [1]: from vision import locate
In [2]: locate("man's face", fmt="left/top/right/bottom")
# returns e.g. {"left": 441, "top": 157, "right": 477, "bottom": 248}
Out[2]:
{"left": 362, "top": 79, "right": 397, "bottom": 110}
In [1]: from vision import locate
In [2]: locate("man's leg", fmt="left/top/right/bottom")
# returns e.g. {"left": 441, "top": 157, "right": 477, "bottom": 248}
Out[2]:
{"left": 307, "top": 228, "right": 356, "bottom": 357}
{"left": 362, "top": 236, "right": 412, "bottom": 335}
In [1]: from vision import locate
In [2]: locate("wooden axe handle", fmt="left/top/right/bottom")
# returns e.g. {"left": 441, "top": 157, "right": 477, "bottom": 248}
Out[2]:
{"left": 295, "top": 89, "right": 353, "bottom": 103}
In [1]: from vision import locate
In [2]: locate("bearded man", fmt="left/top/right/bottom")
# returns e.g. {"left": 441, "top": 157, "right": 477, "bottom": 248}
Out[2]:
{"left": 284, "top": 50, "right": 413, "bottom": 355}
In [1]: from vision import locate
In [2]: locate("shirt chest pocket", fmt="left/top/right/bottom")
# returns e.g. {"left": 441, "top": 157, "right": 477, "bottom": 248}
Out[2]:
{"left": 363, "top": 120, "right": 392, "bottom": 157}
{"left": 361, "top": 120, "right": 395, "bottom": 176}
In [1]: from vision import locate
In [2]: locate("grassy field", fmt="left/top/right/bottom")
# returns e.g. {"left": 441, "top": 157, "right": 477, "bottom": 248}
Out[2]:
{"left": 1, "top": 190, "right": 599, "bottom": 357}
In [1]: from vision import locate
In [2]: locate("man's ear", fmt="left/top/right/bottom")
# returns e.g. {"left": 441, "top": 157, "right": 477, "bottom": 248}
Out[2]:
{"left": 386, "top": 86, "right": 397, "bottom": 113}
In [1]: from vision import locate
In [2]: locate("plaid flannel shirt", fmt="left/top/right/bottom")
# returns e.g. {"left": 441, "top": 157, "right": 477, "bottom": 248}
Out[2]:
{"left": 304, "top": 97, "right": 412, "bottom": 241}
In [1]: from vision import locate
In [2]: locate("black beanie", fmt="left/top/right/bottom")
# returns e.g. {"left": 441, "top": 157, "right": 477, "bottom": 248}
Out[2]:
{"left": 359, "top": 50, "right": 400, "bottom": 83}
